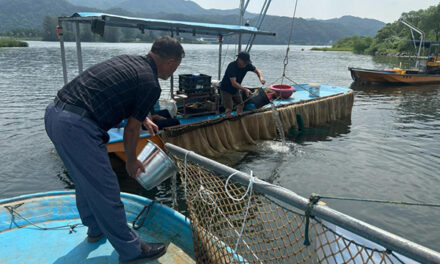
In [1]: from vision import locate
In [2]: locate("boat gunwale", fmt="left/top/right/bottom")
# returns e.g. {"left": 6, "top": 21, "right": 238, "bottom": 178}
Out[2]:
{"left": 0, "top": 191, "right": 191, "bottom": 238}
{"left": 162, "top": 90, "right": 352, "bottom": 137}
{"left": 349, "top": 67, "right": 440, "bottom": 77}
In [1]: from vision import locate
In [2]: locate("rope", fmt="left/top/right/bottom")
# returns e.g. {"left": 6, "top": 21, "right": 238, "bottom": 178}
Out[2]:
{"left": 183, "top": 150, "right": 196, "bottom": 202}
{"left": 195, "top": 169, "right": 261, "bottom": 263}
{"left": 281, "top": 0, "right": 299, "bottom": 84}
{"left": 225, "top": 171, "right": 248, "bottom": 202}
{"left": 4, "top": 204, "right": 82, "bottom": 233}
{"left": 225, "top": 170, "right": 257, "bottom": 264}
{"left": 303, "top": 193, "right": 321, "bottom": 246}
{"left": 132, "top": 200, "right": 155, "bottom": 230}
{"left": 316, "top": 195, "right": 440, "bottom": 208}
{"left": 222, "top": 44, "right": 231, "bottom": 70}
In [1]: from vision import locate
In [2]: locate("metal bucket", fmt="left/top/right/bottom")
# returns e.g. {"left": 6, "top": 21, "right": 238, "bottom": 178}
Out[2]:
{"left": 248, "top": 87, "right": 270, "bottom": 108}
{"left": 136, "top": 140, "right": 178, "bottom": 190}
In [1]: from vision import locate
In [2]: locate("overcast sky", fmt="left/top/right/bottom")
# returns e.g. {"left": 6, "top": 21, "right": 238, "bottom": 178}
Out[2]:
{"left": 191, "top": 0, "right": 439, "bottom": 23}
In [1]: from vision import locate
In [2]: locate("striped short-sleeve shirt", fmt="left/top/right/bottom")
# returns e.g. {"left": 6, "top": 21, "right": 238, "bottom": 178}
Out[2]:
{"left": 57, "top": 54, "right": 161, "bottom": 131}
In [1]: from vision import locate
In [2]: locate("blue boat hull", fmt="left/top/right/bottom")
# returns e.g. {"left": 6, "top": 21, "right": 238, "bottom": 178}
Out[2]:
{"left": 0, "top": 191, "right": 194, "bottom": 263}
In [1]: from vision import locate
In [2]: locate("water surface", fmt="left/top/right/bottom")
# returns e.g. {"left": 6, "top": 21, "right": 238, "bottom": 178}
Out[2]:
{"left": 0, "top": 41, "right": 439, "bottom": 251}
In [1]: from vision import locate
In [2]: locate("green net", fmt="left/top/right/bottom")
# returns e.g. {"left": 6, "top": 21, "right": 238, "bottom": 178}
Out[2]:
{"left": 175, "top": 158, "right": 406, "bottom": 264}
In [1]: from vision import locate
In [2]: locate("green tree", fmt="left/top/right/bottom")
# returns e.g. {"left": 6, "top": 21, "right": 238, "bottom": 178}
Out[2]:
{"left": 102, "top": 26, "right": 120, "bottom": 42}
{"left": 353, "top": 36, "right": 373, "bottom": 54}
{"left": 42, "top": 16, "right": 57, "bottom": 41}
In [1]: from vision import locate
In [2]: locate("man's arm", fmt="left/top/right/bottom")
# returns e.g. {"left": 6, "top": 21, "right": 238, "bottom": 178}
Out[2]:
{"left": 230, "top": 77, "right": 251, "bottom": 96}
{"left": 123, "top": 117, "right": 144, "bottom": 178}
{"left": 254, "top": 68, "right": 266, "bottom": 85}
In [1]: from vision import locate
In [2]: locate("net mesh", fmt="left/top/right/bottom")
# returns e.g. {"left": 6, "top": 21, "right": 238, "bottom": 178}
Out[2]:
{"left": 175, "top": 158, "right": 406, "bottom": 264}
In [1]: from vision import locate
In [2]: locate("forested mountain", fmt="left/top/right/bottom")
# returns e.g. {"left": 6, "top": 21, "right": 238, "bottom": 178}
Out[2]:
{"left": 66, "top": 0, "right": 253, "bottom": 17}
{"left": 0, "top": 0, "right": 385, "bottom": 44}
{"left": 324, "top": 16, "right": 386, "bottom": 37}
{"left": 327, "top": 3, "right": 440, "bottom": 55}
{"left": 0, "top": 0, "right": 94, "bottom": 32}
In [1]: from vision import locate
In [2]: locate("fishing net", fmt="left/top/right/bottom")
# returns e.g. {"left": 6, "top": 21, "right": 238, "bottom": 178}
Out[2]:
{"left": 174, "top": 157, "right": 407, "bottom": 264}
{"left": 164, "top": 91, "right": 354, "bottom": 158}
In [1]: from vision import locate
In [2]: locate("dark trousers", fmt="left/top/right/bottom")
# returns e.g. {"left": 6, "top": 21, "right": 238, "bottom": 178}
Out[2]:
{"left": 152, "top": 110, "right": 180, "bottom": 130}
{"left": 44, "top": 102, "right": 141, "bottom": 262}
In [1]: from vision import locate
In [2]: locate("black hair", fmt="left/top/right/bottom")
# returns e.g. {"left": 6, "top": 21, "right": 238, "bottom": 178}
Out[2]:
{"left": 151, "top": 36, "right": 185, "bottom": 60}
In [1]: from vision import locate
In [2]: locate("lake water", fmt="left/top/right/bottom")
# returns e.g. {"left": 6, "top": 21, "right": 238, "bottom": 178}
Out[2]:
{"left": 0, "top": 41, "right": 439, "bottom": 252}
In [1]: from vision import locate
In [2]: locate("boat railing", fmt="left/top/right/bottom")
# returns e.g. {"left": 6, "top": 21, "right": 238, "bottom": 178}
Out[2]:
{"left": 166, "top": 143, "right": 440, "bottom": 264}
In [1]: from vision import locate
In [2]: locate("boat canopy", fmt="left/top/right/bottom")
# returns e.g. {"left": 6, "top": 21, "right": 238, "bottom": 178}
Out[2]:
{"left": 59, "top": 12, "right": 276, "bottom": 37}
{"left": 57, "top": 12, "right": 276, "bottom": 86}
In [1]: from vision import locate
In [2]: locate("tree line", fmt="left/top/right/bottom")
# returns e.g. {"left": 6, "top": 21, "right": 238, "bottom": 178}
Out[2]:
{"left": 329, "top": 4, "right": 440, "bottom": 55}
{"left": 0, "top": 15, "right": 158, "bottom": 42}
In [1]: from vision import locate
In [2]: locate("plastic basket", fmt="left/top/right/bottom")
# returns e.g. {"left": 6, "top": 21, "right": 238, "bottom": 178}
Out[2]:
{"left": 179, "top": 74, "right": 211, "bottom": 94}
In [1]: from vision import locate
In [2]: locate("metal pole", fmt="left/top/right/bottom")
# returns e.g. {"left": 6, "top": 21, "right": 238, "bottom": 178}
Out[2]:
{"left": 416, "top": 34, "right": 424, "bottom": 69}
{"left": 75, "top": 22, "right": 83, "bottom": 73}
{"left": 246, "top": 0, "right": 272, "bottom": 53}
{"left": 165, "top": 143, "right": 440, "bottom": 264}
{"left": 399, "top": 19, "right": 424, "bottom": 69}
{"left": 170, "top": 31, "right": 174, "bottom": 99}
{"left": 238, "top": 0, "right": 244, "bottom": 52}
{"left": 218, "top": 35, "right": 223, "bottom": 80}
{"left": 58, "top": 20, "right": 68, "bottom": 85}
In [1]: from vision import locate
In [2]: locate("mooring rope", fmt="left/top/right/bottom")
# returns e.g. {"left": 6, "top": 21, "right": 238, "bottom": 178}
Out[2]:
{"left": 4, "top": 204, "right": 82, "bottom": 233}
{"left": 281, "top": 0, "right": 299, "bottom": 84}
{"left": 315, "top": 194, "right": 440, "bottom": 208}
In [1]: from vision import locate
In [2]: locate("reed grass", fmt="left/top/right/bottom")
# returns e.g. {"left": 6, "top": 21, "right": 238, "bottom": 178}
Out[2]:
{"left": 311, "top": 47, "right": 352, "bottom": 51}
{"left": 0, "top": 37, "right": 28, "bottom": 48}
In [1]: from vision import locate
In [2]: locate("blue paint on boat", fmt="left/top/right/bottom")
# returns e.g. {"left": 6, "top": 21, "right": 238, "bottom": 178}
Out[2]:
{"left": 107, "top": 84, "right": 351, "bottom": 144}
{"left": 0, "top": 191, "right": 194, "bottom": 263}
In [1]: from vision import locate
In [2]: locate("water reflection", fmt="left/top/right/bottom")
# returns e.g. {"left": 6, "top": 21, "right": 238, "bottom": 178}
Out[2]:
{"left": 1, "top": 42, "right": 439, "bottom": 251}
{"left": 288, "top": 118, "right": 352, "bottom": 143}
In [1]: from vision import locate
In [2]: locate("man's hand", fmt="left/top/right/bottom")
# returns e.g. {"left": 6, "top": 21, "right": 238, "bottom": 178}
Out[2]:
{"left": 260, "top": 78, "right": 266, "bottom": 85}
{"left": 244, "top": 88, "right": 251, "bottom": 97}
{"left": 143, "top": 117, "right": 159, "bottom": 136}
{"left": 126, "top": 159, "right": 145, "bottom": 179}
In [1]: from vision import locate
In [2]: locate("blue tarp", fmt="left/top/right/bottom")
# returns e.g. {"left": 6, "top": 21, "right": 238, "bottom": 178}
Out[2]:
{"left": 60, "top": 12, "right": 276, "bottom": 36}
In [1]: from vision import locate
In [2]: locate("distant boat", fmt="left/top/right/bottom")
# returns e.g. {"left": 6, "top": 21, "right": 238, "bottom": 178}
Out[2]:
{"left": 349, "top": 66, "right": 440, "bottom": 84}
{"left": 349, "top": 19, "right": 440, "bottom": 85}
{"left": 0, "top": 191, "right": 194, "bottom": 263}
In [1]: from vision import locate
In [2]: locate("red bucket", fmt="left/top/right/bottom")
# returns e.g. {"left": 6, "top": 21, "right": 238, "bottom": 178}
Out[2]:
{"left": 268, "top": 84, "right": 295, "bottom": 99}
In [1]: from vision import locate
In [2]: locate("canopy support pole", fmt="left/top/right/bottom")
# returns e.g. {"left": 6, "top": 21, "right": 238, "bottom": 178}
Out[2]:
{"left": 246, "top": 0, "right": 272, "bottom": 53}
{"left": 75, "top": 22, "right": 83, "bottom": 74}
{"left": 238, "top": 0, "right": 244, "bottom": 52}
{"left": 170, "top": 31, "right": 174, "bottom": 99}
{"left": 218, "top": 35, "right": 223, "bottom": 80}
{"left": 58, "top": 19, "right": 68, "bottom": 85}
